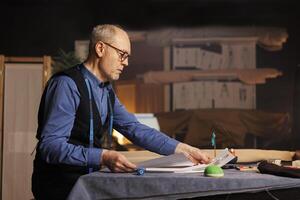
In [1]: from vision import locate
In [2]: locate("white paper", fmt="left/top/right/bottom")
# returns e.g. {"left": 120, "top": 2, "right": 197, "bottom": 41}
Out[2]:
{"left": 221, "top": 43, "right": 256, "bottom": 69}
{"left": 173, "top": 82, "right": 198, "bottom": 109}
{"left": 173, "top": 47, "right": 198, "bottom": 69}
{"left": 197, "top": 49, "right": 223, "bottom": 70}
{"left": 239, "top": 84, "right": 256, "bottom": 109}
{"left": 138, "top": 153, "right": 194, "bottom": 168}
{"left": 214, "top": 82, "right": 235, "bottom": 108}
{"left": 137, "top": 149, "right": 235, "bottom": 173}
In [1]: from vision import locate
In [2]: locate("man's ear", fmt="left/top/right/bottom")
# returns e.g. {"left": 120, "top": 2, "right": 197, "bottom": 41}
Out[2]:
{"left": 95, "top": 42, "right": 104, "bottom": 58}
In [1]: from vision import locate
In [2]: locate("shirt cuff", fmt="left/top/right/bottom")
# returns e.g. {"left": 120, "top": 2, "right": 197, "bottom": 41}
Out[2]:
{"left": 87, "top": 147, "right": 102, "bottom": 168}
{"left": 159, "top": 138, "right": 180, "bottom": 155}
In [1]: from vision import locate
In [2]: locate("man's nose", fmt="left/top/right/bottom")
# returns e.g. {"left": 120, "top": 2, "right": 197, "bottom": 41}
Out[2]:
{"left": 121, "top": 58, "right": 129, "bottom": 67}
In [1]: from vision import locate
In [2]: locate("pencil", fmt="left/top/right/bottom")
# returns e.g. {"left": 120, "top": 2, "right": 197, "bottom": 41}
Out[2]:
{"left": 214, "top": 146, "right": 216, "bottom": 158}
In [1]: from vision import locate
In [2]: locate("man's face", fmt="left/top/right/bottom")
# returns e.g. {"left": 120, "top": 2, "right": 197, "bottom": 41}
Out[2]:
{"left": 98, "top": 31, "right": 131, "bottom": 82}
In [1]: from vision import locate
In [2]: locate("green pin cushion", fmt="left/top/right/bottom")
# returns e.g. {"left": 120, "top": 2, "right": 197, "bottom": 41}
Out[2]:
{"left": 204, "top": 165, "right": 224, "bottom": 177}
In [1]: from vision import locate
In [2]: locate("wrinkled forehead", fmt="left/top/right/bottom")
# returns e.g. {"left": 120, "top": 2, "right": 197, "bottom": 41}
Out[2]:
{"left": 112, "top": 30, "right": 131, "bottom": 54}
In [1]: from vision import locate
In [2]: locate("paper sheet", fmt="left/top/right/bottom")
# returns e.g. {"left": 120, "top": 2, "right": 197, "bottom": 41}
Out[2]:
{"left": 137, "top": 148, "right": 234, "bottom": 173}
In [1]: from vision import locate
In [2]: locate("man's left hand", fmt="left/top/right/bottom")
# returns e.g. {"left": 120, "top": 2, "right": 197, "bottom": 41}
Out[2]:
{"left": 175, "top": 143, "right": 211, "bottom": 164}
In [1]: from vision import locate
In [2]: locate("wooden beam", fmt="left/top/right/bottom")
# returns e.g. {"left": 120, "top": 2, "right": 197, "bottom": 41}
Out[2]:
{"left": 0, "top": 55, "right": 4, "bottom": 199}
{"left": 43, "top": 56, "right": 52, "bottom": 87}
{"left": 4, "top": 56, "right": 51, "bottom": 88}
{"left": 4, "top": 57, "right": 44, "bottom": 63}
{"left": 0, "top": 56, "right": 51, "bottom": 199}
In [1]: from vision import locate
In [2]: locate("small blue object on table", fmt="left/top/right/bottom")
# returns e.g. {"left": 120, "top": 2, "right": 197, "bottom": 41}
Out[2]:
{"left": 136, "top": 168, "right": 145, "bottom": 176}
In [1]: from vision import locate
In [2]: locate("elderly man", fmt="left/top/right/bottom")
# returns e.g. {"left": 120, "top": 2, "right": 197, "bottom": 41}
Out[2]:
{"left": 32, "top": 24, "right": 210, "bottom": 200}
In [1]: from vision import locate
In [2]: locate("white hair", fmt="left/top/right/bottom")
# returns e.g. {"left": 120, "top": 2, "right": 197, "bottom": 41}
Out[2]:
{"left": 89, "top": 24, "right": 125, "bottom": 52}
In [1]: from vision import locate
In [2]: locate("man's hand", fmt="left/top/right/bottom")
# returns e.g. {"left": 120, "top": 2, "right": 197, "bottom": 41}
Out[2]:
{"left": 101, "top": 150, "right": 137, "bottom": 172}
{"left": 175, "top": 143, "right": 211, "bottom": 164}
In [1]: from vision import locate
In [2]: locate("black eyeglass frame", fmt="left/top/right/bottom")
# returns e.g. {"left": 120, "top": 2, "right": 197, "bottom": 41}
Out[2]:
{"left": 102, "top": 41, "right": 130, "bottom": 62}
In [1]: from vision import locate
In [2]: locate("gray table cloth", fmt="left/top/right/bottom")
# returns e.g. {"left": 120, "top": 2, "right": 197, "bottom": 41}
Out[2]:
{"left": 67, "top": 169, "right": 300, "bottom": 200}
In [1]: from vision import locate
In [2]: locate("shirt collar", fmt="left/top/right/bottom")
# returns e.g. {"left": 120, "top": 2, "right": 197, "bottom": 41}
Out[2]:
{"left": 79, "top": 63, "right": 111, "bottom": 89}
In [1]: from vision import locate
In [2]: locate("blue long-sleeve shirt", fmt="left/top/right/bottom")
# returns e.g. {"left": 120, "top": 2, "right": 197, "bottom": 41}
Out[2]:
{"left": 38, "top": 64, "right": 179, "bottom": 168}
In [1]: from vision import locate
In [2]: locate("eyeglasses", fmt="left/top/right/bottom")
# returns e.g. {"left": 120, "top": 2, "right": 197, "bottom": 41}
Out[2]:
{"left": 102, "top": 41, "right": 130, "bottom": 62}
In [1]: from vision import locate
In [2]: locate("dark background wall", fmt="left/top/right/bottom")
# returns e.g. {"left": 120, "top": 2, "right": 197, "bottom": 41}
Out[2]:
{"left": 1, "top": 0, "right": 300, "bottom": 148}
{"left": 1, "top": 0, "right": 298, "bottom": 55}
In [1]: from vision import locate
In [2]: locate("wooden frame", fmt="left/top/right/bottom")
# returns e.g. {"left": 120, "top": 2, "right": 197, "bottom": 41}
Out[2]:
{"left": 0, "top": 55, "right": 4, "bottom": 199}
{"left": 3, "top": 56, "right": 51, "bottom": 87}
{"left": 0, "top": 55, "right": 51, "bottom": 199}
